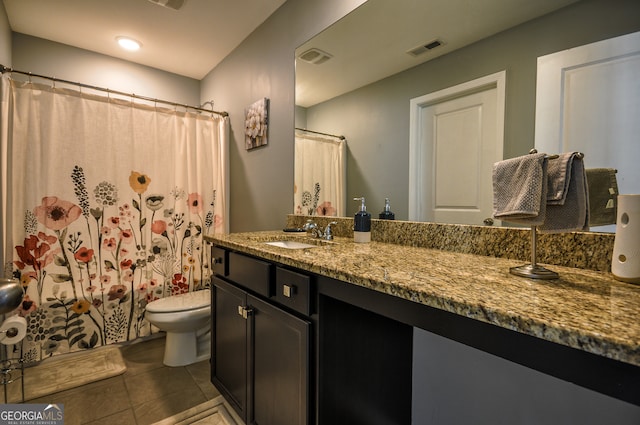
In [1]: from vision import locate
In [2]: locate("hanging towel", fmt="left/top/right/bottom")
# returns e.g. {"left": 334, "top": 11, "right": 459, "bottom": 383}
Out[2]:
{"left": 546, "top": 152, "right": 574, "bottom": 204}
{"left": 539, "top": 152, "right": 589, "bottom": 233}
{"left": 586, "top": 168, "right": 618, "bottom": 226}
{"left": 492, "top": 153, "right": 548, "bottom": 226}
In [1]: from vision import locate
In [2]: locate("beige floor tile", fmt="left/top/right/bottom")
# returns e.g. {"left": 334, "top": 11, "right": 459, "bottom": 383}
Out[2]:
{"left": 27, "top": 376, "right": 131, "bottom": 425}
{"left": 133, "top": 385, "right": 208, "bottom": 425}
{"left": 125, "top": 366, "right": 201, "bottom": 406}
{"left": 83, "top": 408, "right": 137, "bottom": 425}
{"left": 120, "top": 337, "right": 166, "bottom": 376}
{"left": 186, "top": 360, "right": 220, "bottom": 400}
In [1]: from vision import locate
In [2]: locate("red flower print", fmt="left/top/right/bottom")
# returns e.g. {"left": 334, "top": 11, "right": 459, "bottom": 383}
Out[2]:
{"left": 120, "top": 259, "right": 133, "bottom": 270}
{"left": 171, "top": 273, "right": 189, "bottom": 295}
{"left": 151, "top": 220, "right": 167, "bottom": 235}
{"left": 100, "top": 275, "right": 111, "bottom": 285}
{"left": 187, "top": 193, "right": 203, "bottom": 214}
{"left": 107, "top": 284, "right": 127, "bottom": 301}
{"left": 100, "top": 226, "right": 111, "bottom": 236}
{"left": 119, "top": 229, "right": 134, "bottom": 243}
{"left": 316, "top": 202, "right": 336, "bottom": 216}
{"left": 14, "top": 233, "right": 60, "bottom": 272}
{"left": 74, "top": 247, "right": 95, "bottom": 263}
{"left": 214, "top": 215, "right": 224, "bottom": 228}
{"left": 34, "top": 196, "right": 82, "bottom": 230}
{"left": 102, "top": 237, "right": 117, "bottom": 251}
{"left": 107, "top": 217, "right": 120, "bottom": 228}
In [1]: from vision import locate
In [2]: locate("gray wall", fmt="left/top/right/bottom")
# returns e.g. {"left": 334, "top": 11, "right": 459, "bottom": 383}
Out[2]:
{"left": 11, "top": 33, "right": 200, "bottom": 106}
{"left": 303, "top": 0, "right": 640, "bottom": 221}
{"left": 0, "top": 2, "right": 11, "bottom": 66}
{"left": 200, "top": 0, "right": 365, "bottom": 233}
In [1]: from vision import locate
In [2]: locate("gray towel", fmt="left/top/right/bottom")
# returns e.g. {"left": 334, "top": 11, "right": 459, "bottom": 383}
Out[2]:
{"left": 546, "top": 152, "right": 574, "bottom": 204}
{"left": 492, "top": 153, "right": 548, "bottom": 226}
{"left": 586, "top": 168, "right": 618, "bottom": 226}
{"left": 539, "top": 153, "right": 589, "bottom": 233}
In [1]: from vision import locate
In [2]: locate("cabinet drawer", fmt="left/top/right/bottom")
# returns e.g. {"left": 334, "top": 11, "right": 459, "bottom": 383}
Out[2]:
{"left": 228, "top": 252, "right": 273, "bottom": 297}
{"left": 212, "top": 247, "right": 228, "bottom": 277}
{"left": 274, "top": 267, "right": 312, "bottom": 316}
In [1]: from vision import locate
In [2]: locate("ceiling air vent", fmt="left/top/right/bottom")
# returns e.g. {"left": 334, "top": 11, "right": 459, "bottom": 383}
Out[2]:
{"left": 298, "top": 48, "right": 333, "bottom": 65}
{"left": 407, "top": 39, "right": 444, "bottom": 57}
{"left": 147, "top": 0, "right": 185, "bottom": 11}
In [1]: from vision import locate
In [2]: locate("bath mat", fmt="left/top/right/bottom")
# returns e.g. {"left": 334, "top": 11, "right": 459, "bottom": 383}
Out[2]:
{"left": 152, "top": 395, "right": 240, "bottom": 425}
{"left": 3, "top": 346, "right": 126, "bottom": 403}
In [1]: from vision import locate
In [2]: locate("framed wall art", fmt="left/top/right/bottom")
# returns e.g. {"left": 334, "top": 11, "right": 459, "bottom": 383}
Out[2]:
{"left": 244, "top": 97, "right": 269, "bottom": 150}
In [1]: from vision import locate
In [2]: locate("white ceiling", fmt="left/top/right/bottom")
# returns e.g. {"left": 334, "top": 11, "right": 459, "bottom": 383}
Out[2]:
{"left": 3, "top": 0, "right": 579, "bottom": 100}
{"left": 296, "top": 0, "right": 579, "bottom": 107}
{"left": 2, "top": 0, "right": 287, "bottom": 80}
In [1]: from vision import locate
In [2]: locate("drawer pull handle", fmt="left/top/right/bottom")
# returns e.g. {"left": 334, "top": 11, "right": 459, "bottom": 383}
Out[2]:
{"left": 237, "top": 305, "right": 253, "bottom": 319}
{"left": 283, "top": 284, "right": 296, "bottom": 298}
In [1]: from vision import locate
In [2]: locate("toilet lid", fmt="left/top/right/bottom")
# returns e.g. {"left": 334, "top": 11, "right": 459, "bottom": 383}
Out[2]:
{"left": 146, "top": 289, "right": 211, "bottom": 313}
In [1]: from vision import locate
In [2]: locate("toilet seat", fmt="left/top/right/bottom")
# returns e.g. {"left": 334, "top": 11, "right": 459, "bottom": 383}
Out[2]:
{"left": 146, "top": 289, "right": 210, "bottom": 313}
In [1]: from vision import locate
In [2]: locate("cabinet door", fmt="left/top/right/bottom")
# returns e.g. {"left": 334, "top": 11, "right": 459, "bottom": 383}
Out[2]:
{"left": 248, "top": 295, "right": 311, "bottom": 425}
{"left": 212, "top": 277, "right": 248, "bottom": 422}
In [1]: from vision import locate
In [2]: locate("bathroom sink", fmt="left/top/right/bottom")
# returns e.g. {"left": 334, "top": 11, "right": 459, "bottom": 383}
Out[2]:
{"left": 264, "top": 240, "right": 318, "bottom": 249}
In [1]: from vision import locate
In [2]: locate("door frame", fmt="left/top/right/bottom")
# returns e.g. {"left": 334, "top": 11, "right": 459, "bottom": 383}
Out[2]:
{"left": 408, "top": 71, "right": 506, "bottom": 221}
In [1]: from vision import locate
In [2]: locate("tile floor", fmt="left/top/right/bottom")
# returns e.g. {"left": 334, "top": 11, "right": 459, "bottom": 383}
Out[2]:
{"left": 24, "top": 336, "right": 221, "bottom": 425}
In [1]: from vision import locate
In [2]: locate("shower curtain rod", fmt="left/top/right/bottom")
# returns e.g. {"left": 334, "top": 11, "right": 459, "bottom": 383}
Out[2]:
{"left": 0, "top": 64, "right": 228, "bottom": 117}
{"left": 295, "top": 127, "right": 345, "bottom": 140}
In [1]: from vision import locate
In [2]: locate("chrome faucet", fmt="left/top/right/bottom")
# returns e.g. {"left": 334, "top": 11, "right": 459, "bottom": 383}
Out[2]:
{"left": 303, "top": 220, "right": 323, "bottom": 238}
{"left": 303, "top": 220, "right": 338, "bottom": 240}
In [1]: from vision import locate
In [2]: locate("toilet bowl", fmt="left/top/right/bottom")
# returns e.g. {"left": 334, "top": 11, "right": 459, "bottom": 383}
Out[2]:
{"left": 145, "top": 289, "right": 211, "bottom": 367}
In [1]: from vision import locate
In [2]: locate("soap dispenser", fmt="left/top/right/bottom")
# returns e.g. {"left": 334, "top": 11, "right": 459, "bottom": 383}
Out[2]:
{"left": 353, "top": 197, "right": 371, "bottom": 243}
{"left": 379, "top": 198, "right": 395, "bottom": 220}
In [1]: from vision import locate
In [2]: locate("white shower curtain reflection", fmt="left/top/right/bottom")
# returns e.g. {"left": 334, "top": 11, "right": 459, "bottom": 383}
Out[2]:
{"left": 294, "top": 129, "right": 346, "bottom": 217}
{"left": 0, "top": 75, "right": 228, "bottom": 361}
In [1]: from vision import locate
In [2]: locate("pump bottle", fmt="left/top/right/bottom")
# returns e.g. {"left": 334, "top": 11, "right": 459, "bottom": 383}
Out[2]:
{"left": 353, "top": 197, "right": 371, "bottom": 243}
{"left": 379, "top": 198, "right": 395, "bottom": 220}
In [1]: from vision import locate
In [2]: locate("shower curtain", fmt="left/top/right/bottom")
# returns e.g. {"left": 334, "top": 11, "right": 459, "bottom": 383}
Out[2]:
{"left": 0, "top": 75, "right": 228, "bottom": 362}
{"left": 294, "top": 129, "right": 346, "bottom": 217}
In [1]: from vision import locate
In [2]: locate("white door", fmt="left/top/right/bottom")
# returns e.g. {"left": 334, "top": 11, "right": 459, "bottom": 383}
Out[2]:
{"left": 535, "top": 30, "right": 640, "bottom": 230}
{"left": 409, "top": 71, "right": 505, "bottom": 225}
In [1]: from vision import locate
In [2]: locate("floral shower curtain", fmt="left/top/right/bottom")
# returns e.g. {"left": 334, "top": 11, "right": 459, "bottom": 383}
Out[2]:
{"left": 0, "top": 75, "right": 228, "bottom": 362}
{"left": 294, "top": 129, "right": 346, "bottom": 217}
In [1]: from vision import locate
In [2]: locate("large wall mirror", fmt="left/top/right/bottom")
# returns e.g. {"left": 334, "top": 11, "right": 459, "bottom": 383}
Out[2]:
{"left": 294, "top": 0, "right": 640, "bottom": 232}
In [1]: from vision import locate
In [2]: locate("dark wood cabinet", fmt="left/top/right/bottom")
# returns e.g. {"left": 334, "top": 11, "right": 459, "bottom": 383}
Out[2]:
{"left": 211, "top": 250, "right": 311, "bottom": 425}
{"left": 212, "top": 277, "right": 248, "bottom": 419}
{"left": 250, "top": 295, "right": 310, "bottom": 425}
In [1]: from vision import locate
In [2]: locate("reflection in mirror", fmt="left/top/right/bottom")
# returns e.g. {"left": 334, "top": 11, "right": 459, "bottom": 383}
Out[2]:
{"left": 294, "top": 0, "right": 640, "bottom": 232}
{"left": 294, "top": 128, "right": 347, "bottom": 217}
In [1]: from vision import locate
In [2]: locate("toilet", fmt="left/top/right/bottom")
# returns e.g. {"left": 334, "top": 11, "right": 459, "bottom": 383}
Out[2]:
{"left": 145, "top": 289, "right": 211, "bottom": 367}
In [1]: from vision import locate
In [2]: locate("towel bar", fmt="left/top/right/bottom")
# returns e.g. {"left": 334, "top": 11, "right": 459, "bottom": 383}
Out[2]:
{"left": 510, "top": 225, "right": 559, "bottom": 279}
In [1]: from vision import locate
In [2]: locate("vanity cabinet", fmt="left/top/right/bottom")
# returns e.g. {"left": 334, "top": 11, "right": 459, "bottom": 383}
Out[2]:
{"left": 211, "top": 247, "right": 311, "bottom": 425}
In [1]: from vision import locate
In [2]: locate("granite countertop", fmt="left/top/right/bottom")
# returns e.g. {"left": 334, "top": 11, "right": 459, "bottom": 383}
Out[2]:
{"left": 205, "top": 230, "right": 640, "bottom": 368}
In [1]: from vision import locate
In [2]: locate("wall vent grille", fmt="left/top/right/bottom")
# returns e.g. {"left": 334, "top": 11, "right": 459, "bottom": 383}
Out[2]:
{"left": 407, "top": 39, "right": 444, "bottom": 57}
{"left": 298, "top": 48, "right": 333, "bottom": 65}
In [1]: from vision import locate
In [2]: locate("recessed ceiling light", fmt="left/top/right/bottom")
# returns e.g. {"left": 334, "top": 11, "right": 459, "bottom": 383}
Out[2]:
{"left": 116, "top": 36, "right": 142, "bottom": 51}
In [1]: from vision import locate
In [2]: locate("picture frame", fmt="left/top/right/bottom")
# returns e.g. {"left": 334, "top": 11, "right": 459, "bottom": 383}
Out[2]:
{"left": 244, "top": 97, "right": 269, "bottom": 150}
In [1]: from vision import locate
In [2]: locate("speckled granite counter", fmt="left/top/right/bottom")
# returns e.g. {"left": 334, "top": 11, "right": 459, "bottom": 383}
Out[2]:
{"left": 206, "top": 230, "right": 640, "bottom": 368}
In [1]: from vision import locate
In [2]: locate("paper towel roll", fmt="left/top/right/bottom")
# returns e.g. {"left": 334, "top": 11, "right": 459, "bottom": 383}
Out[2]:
{"left": 0, "top": 315, "right": 27, "bottom": 345}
